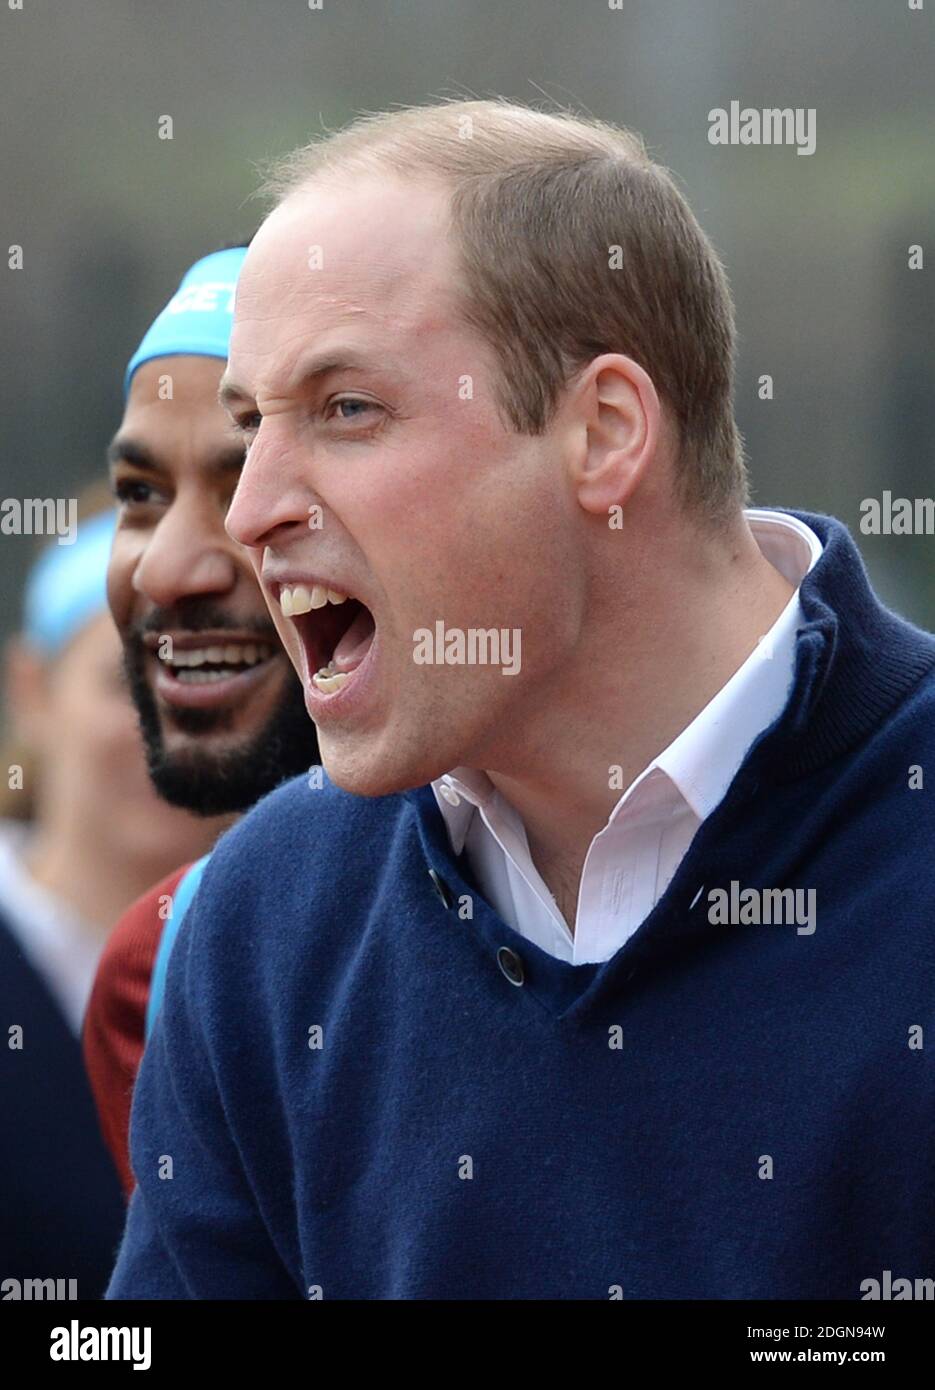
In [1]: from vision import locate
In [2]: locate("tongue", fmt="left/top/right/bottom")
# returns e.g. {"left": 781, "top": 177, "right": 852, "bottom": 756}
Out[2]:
{"left": 332, "top": 606, "right": 376, "bottom": 673}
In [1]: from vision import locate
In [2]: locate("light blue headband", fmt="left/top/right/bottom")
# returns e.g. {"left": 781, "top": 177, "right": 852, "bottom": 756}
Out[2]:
{"left": 123, "top": 246, "right": 248, "bottom": 396}
{"left": 22, "top": 509, "right": 118, "bottom": 657}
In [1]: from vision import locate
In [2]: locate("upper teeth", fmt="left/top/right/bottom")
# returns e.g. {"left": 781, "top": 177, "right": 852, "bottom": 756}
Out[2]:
{"left": 160, "top": 643, "right": 272, "bottom": 668}
{"left": 279, "top": 584, "right": 349, "bottom": 617}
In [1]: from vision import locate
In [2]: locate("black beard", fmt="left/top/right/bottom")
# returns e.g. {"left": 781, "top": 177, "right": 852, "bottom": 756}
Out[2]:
{"left": 122, "top": 606, "right": 319, "bottom": 816}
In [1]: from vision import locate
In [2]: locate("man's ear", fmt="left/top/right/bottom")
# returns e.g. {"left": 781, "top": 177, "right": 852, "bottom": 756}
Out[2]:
{"left": 2, "top": 637, "right": 53, "bottom": 751}
{"left": 568, "top": 353, "right": 660, "bottom": 517}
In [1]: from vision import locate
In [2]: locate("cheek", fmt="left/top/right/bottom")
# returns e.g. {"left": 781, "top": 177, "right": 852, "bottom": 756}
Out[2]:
{"left": 340, "top": 436, "right": 479, "bottom": 585}
{"left": 336, "top": 427, "right": 562, "bottom": 643}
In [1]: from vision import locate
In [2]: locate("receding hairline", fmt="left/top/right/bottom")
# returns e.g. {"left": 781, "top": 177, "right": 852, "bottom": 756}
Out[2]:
{"left": 255, "top": 97, "right": 654, "bottom": 202}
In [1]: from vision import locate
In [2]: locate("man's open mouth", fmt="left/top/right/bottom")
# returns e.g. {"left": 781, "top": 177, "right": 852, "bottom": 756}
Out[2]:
{"left": 277, "top": 583, "right": 376, "bottom": 695}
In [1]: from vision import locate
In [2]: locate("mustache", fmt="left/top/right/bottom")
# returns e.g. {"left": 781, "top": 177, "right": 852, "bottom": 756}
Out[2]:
{"left": 128, "top": 599, "right": 280, "bottom": 643}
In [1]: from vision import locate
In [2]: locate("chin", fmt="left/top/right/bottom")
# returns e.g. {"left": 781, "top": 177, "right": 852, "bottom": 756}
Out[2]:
{"left": 321, "top": 758, "right": 408, "bottom": 800}
{"left": 319, "top": 739, "right": 442, "bottom": 801}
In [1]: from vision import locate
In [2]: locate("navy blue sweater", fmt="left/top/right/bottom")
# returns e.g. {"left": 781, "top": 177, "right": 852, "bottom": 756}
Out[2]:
{"left": 108, "top": 510, "right": 935, "bottom": 1300}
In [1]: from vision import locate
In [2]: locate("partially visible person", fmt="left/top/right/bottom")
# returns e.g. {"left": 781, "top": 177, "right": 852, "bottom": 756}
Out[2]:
{"left": 0, "top": 492, "right": 230, "bottom": 1296}
{"left": 83, "top": 248, "right": 319, "bottom": 1196}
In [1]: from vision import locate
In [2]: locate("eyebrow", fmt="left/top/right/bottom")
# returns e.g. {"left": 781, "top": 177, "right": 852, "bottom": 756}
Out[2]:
{"left": 107, "top": 436, "right": 245, "bottom": 477}
{"left": 218, "top": 347, "right": 376, "bottom": 411}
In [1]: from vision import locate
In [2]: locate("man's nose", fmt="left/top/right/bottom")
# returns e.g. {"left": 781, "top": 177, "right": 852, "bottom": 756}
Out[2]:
{"left": 226, "top": 428, "right": 315, "bottom": 550}
{"left": 133, "top": 499, "right": 239, "bottom": 607}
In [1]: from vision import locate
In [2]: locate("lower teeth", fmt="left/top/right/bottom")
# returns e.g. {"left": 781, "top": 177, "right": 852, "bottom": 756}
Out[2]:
{"left": 312, "top": 660, "right": 350, "bottom": 693}
{"left": 176, "top": 667, "right": 246, "bottom": 684}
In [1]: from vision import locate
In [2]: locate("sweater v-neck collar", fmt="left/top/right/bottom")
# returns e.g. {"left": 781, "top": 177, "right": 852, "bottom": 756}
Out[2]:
{"left": 403, "top": 509, "right": 935, "bottom": 1016}
{"left": 755, "top": 508, "right": 935, "bottom": 780}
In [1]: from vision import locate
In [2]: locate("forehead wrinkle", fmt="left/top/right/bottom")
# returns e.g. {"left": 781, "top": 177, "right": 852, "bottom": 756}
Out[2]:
{"left": 240, "top": 285, "right": 429, "bottom": 371}
{"left": 250, "top": 315, "right": 378, "bottom": 400}
{"left": 242, "top": 225, "right": 450, "bottom": 321}
{"left": 234, "top": 274, "right": 375, "bottom": 346}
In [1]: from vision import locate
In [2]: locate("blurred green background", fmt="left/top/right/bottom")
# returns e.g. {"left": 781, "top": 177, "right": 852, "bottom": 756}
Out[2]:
{"left": 2, "top": 0, "right": 933, "bottom": 636}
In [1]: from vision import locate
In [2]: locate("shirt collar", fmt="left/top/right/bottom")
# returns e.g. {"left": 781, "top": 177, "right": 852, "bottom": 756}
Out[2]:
{"left": 655, "top": 508, "right": 822, "bottom": 818}
{"left": 431, "top": 508, "right": 823, "bottom": 852}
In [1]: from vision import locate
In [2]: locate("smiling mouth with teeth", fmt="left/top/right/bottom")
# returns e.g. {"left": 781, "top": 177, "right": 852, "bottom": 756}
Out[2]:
{"left": 158, "top": 641, "right": 276, "bottom": 683}
{"left": 278, "top": 583, "right": 376, "bottom": 695}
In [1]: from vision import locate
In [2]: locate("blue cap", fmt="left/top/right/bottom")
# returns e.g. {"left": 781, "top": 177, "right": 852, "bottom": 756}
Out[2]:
{"left": 22, "top": 509, "right": 118, "bottom": 657}
{"left": 123, "top": 247, "right": 248, "bottom": 396}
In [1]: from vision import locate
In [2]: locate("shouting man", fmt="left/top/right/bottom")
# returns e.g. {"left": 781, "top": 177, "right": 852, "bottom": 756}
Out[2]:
{"left": 108, "top": 102, "right": 935, "bottom": 1300}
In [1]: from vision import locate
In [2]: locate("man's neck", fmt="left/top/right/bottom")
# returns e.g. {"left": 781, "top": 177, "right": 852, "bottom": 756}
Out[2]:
{"left": 482, "top": 512, "right": 796, "bottom": 932}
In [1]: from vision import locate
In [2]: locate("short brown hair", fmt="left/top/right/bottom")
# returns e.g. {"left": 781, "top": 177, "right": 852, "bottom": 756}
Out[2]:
{"left": 259, "top": 98, "right": 749, "bottom": 526}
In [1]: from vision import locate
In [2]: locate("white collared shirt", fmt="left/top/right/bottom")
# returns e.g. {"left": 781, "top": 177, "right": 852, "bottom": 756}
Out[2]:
{"left": 0, "top": 820, "right": 101, "bottom": 1035}
{"left": 431, "top": 508, "right": 823, "bottom": 964}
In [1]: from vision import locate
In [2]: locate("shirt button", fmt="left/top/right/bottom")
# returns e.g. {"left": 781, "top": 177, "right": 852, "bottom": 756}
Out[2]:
{"left": 427, "top": 868, "right": 453, "bottom": 909}
{"left": 497, "top": 946, "right": 525, "bottom": 987}
{"left": 439, "top": 784, "right": 462, "bottom": 807}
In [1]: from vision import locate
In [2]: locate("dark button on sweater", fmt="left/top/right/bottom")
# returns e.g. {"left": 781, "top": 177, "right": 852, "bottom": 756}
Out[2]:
{"left": 497, "top": 945, "right": 525, "bottom": 986}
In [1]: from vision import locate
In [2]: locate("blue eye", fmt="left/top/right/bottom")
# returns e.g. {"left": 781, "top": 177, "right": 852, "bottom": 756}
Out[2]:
{"left": 330, "top": 397, "right": 378, "bottom": 421}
